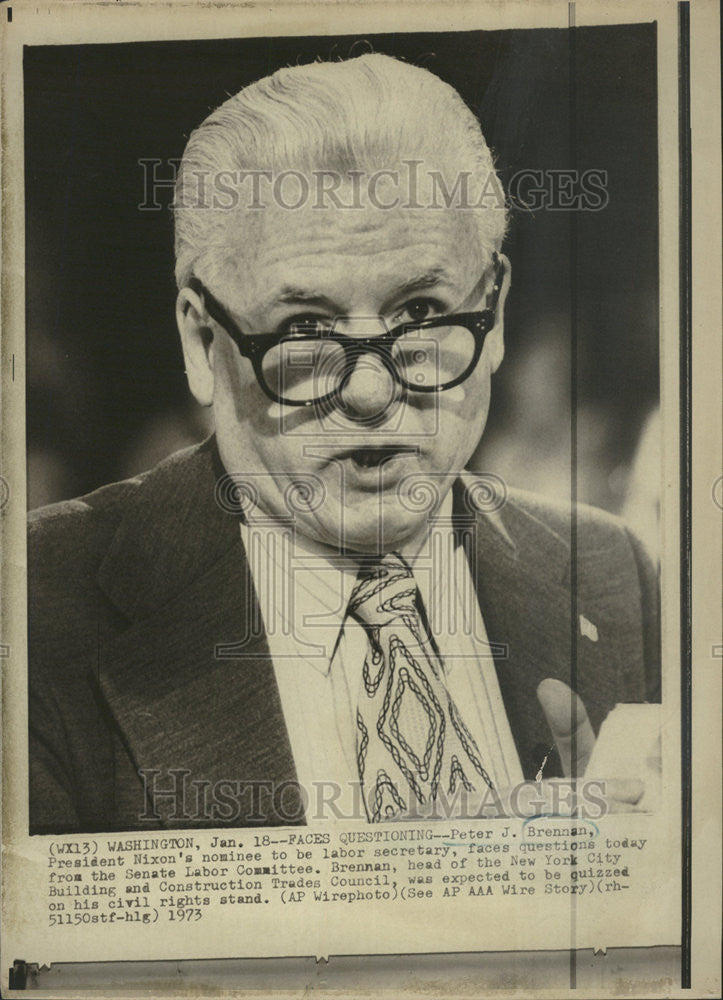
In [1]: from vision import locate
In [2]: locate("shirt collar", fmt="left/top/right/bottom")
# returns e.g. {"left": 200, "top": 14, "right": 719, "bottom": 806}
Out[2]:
{"left": 239, "top": 488, "right": 457, "bottom": 676}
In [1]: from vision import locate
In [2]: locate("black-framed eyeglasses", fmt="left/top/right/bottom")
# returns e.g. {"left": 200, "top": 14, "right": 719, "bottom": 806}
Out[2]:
{"left": 187, "top": 253, "right": 504, "bottom": 408}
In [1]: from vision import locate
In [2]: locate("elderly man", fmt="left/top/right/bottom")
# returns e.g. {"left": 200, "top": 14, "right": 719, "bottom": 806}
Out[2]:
{"left": 28, "top": 54, "right": 659, "bottom": 833}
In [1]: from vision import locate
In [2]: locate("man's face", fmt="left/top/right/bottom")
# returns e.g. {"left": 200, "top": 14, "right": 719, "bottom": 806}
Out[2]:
{"left": 181, "top": 180, "right": 506, "bottom": 554}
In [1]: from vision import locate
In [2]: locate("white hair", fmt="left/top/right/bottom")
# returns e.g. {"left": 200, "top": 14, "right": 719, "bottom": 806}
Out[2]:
{"left": 173, "top": 53, "right": 507, "bottom": 288}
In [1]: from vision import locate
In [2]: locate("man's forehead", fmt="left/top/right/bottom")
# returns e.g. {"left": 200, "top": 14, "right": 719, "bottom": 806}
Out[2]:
{"left": 217, "top": 196, "right": 484, "bottom": 305}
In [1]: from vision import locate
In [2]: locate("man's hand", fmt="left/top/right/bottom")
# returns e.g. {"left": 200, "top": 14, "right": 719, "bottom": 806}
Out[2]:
{"left": 537, "top": 677, "right": 596, "bottom": 778}
{"left": 535, "top": 677, "right": 646, "bottom": 813}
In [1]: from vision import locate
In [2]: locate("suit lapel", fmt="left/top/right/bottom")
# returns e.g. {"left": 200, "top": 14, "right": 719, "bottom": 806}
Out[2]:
{"left": 455, "top": 478, "right": 621, "bottom": 780}
{"left": 95, "top": 440, "right": 302, "bottom": 827}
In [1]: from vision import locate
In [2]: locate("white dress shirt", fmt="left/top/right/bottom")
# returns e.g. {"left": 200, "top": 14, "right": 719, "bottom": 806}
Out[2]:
{"left": 239, "top": 491, "right": 523, "bottom": 820}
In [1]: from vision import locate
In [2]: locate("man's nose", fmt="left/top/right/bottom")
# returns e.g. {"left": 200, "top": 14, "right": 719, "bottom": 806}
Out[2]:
{"left": 332, "top": 317, "right": 402, "bottom": 423}
{"left": 338, "top": 351, "right": 401, "bottom": 422}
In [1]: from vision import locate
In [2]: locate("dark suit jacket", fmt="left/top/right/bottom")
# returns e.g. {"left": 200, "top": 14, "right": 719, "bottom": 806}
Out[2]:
{"left": 28, "top": 437, "right": 659, "bottom": 834}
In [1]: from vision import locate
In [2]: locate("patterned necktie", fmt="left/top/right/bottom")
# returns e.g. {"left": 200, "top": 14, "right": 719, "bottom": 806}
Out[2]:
{"left": 347, "top": 552, "right": 494, "bottom": 821}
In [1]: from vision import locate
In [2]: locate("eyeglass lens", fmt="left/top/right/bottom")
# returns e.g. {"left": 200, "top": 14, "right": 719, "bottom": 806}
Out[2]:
{"left": 260, "top": 323, "right": 478, "bottom": 404}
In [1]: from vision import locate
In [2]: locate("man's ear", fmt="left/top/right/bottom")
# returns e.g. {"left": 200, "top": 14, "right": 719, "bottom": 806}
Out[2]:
{"left": 484, "top": 252, "right": 511, "bottom": 374}
{"left": 176, "top": 287, "right": 215, "bottom": 406}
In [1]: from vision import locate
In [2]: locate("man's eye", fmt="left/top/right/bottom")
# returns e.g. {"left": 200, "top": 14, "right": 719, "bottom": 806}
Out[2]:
{"left": 399, "top": 299, "right": 443, "bottom": 323}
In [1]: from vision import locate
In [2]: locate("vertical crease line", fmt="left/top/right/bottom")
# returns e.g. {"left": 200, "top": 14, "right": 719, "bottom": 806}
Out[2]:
{"left": 568, "top": 1, "right": 579, "bottom": 990}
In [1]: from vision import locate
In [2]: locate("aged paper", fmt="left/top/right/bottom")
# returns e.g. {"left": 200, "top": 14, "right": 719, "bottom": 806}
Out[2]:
{"left": 1, "top": 0, "right": 720, "bottom": 996}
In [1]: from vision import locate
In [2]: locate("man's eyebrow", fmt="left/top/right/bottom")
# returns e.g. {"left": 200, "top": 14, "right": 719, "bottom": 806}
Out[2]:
{"left": 390, "top": 269, "right": 451, "bottom": 299}
{"left": 277, "top": 288, "right": 338, "bottom": 309}
{"left": 272, "top": 268, "right": 452, "bottom": 312}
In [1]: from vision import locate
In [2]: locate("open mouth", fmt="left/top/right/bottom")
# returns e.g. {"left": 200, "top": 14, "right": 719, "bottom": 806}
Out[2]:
{"left": 345, "top": 446, "right": 415, "bottom": 470}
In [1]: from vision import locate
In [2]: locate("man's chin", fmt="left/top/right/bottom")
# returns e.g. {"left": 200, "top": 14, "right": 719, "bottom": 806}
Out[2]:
{"left": 335, "top": 509, "right": 429, "bottom": 557}
{"left": 270, "top": 482, "right": 439, "bottom": 556}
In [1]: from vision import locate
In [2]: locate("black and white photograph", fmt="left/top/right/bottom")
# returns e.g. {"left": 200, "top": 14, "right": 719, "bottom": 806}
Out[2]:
{"left": 1, "top": 0, "right": 720, "bottom": 995}
{"left": 25, "top": 24, "right": 662, "bottom": 834}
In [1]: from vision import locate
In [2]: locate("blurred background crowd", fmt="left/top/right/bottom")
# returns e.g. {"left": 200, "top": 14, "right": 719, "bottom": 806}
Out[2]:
{"left": 24, "top": 25, "right": 660, "bottom": 561}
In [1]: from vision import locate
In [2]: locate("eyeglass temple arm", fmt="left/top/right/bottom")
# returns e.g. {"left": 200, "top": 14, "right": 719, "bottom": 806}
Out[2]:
{"left": 186, "top": 276, "right": 249, "bottom": 345}
{"left": 487, "top": 252, "right": 505, "bottom": 315}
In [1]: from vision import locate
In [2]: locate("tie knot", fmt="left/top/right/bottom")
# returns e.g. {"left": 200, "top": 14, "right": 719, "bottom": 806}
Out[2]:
{"left": 347, "top": 552, "right": 418, "bottom": 627}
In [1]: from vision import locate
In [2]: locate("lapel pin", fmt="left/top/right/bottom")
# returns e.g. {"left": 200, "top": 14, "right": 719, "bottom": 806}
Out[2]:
{"left": 579, "top": 614, "right": 599, "bottom": 642}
